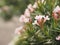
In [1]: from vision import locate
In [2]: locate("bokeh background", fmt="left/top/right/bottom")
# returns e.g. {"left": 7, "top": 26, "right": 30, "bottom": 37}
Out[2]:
{"left": 0, "top": 0, "right": 34, "bottom": 45}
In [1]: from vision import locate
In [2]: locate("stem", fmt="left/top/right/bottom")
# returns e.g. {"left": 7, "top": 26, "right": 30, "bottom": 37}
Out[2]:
{"left": 40, "top": 24, "right": 44, "bottom": 30}
{"left": 54, "top": 19, "right": 57, "bottom": 28}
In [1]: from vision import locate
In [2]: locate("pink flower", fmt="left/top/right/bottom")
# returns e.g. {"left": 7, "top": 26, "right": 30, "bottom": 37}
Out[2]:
{"left": 35, "top": 15, "right": 50, "bottom": 23}
{"left": 52, "top": 6, "right": 60, "bottom": 20}
{"left": 52, "top": 13, "right": 59, "bottom": 20}
{"left": 35, "top": 15, "right": 45, "bottom": 20}
{"left": 53, "top": 6, "right": 60, "bottom": 13}
{"left": 24, "top": 9, "right": 30, "bottom": 17}
{"left": 44, "top": 16, "right": 50, "bottom": 22}
{"left": 15, "top": 26, "right": 25, "bottom": 35}
{"left": 56, "top": 36, "right": 60, "bottom": 40}
{"left": 33, "top": 2, "right": 38, "bottom": 9}
{"left": 27, "top": 4, "right": 34, "bottom": 12}
{"left": 32, "top": 20, "right": 39, "bottom": 25}
{"left": 33, "top": 15, "right": 50, "bottom": 29}
{"left": 19, "top": 15, "right": 30, "bottom": 23}
{"left": 33, "top": 15, "right": 50, "bottom": 25}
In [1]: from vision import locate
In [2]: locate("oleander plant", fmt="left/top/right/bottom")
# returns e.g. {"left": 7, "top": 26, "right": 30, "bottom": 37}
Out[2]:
{"left": 9, "top": 0, "right": 60, "bottom": 45}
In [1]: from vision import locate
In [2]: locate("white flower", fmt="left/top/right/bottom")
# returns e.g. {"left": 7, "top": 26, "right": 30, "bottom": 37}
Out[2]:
{"left": 44, "top": 16, "right": 50, "bottom": 22}
{"left": 44, "top": 16, "right": 50, "bottom": 20}
{"left": 35, "top": 15, "right": 45, "bottom": 20}
{"left": 53, "top": 6, "right": 60, "bottom": 13}
{"left": 32, "top": 20, "right": 39, "bottom": 25}
{"left": 35, "top": 15, "right": 50, "bottom": 21}
{"left": 19, "top": 15, "right": 29, "bottom": 23}
{"left": 24, "top": 9, "right": 30, "bottom": 17}
{"left": 27, "top": 4, "right": 34, "bottom": 12}
{"left": 56, "top": 36, "right": 60, "bottom": 40}
{"left": 15, "top": 26, "right": 24, "bottom": 35}
{"left": 33, "top": 2, "right": 38, "bottom": 9}
{"left": 33, "top": 15, "right": 50, "bottom": 25}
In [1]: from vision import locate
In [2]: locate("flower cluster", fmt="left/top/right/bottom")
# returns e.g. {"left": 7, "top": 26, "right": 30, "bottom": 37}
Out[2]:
{"left": 15, "top": 2, "right": 50, "bottom": 35}
{"left": 15, "top": 2, "right": 38, "bottom": 35}
{"left": 15, "top": 0, "right": 60, "bottom": 41}
{"left": 33, "top": 15, "right": 50, "bottom": 26}
{"left": 15, "top": 2, "right": 60, "bottom": 42}
{"left": 9, "top": 0, "right": 60, "bottom": 45}
{"left": 17, "top": 5, "right": 60, "bottom": 41}
{"left": 19, "top": 2, "right": 38, "bottom": 23}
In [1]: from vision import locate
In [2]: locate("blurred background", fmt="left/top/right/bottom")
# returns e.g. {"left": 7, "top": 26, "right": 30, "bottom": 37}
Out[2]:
{"left": 0, "top": 0, "right": 34, "bottom": 45}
